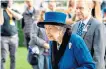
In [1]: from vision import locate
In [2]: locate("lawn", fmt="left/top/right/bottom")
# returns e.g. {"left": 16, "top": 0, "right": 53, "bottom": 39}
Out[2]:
{"left": 5, "top": 47, "right": 32, "bottom": 69}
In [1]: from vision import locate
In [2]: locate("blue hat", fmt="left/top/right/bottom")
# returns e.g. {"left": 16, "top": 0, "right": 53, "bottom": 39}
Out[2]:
{"left": 37, "top": 12, "right": 67, "bottom": 28}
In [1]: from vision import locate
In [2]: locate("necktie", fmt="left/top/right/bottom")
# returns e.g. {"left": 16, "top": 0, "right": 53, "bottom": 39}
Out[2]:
{"left": 77, "top": 22, "right": 85, "bottom": 36}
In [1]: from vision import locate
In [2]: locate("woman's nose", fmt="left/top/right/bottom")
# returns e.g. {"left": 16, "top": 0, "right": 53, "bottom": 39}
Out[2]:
{"left": 47, "top": 32, "right": 51, "bottom": 35}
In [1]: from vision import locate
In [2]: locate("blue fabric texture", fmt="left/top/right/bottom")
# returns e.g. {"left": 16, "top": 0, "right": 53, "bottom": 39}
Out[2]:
{"left": 44, "top": 12, "right": 66, "bottom": 23}
{"left": 49, "top": 33, "right": 95, "bottom": 69}
{"left": 103, "top": 8, "right": 106, "bottom": 13}
{"left": 37, "top": 12, "right": 67, "bottom": 28}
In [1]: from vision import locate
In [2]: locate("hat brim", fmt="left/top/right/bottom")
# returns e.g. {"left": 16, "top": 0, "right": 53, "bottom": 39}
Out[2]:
{"left": 37, "top": 22, "right": 66, "bottom": 28}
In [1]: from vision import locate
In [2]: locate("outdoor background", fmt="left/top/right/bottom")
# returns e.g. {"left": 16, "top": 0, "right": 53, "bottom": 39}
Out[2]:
{"left": 5, "top": 21, "right": 32, "bottom": 69}
{"left": 5, "top": 0, "right": 67, "bottom": 69}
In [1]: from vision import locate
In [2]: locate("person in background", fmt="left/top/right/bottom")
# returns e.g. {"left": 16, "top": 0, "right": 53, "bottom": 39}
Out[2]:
{"left": 65, "top": 0, "right": 76, "bottom": 25}
{"left": 72, "top": 0, "right": 106, "bottom": 69}
{"left": 0, "top": 3, "right": 4, "bottom": 68}
{"left": 22, "top": 0, "right": 38, "bottom": 49}
{"left": 92, "top": 0, "right": 103, "bottom": 22}
{"left": 103, "top": 8, "right": 106, "bottom": 24}
{"left": 28, "top": 21, "right": 49, "bottom": 69}
{"left": 39, "top": 9, "right": 45, "bottom": 22}
{"left": 46, "top": 0, "right": 56, "bottom": 12}
{"left": 102, "top": 7, "right": 106, "bottom": 69}
{"left": 1, "top": 0, "right": 23, "bottom": 69}
{"left": 101, "top": 0, "right": 106, "bottom": 10}
{"left": 101, "top": 0, "right": 106, "bottom": 16}
{"left": 26, "top": 2, "right": 49, "bottom": 68}
{"left": 101, "top": 1, "right": 106, "bottom": 68}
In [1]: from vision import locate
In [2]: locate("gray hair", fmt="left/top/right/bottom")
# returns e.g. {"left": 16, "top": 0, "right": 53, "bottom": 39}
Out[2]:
{"left": 54, "top": 24, "right": 72, "bottom": 34}
{"left": 75, "top": 0, "right": 93, "bottom": 11}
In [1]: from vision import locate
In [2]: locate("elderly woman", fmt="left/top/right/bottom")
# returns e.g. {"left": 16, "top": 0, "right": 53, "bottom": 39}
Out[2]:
{"left": 37, "top": 12, "right": 95, "bottom": 69}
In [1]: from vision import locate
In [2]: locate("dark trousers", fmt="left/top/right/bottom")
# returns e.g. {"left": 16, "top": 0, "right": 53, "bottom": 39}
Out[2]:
{"left": 24, "top": 33, "right": 30, "bottom": 49}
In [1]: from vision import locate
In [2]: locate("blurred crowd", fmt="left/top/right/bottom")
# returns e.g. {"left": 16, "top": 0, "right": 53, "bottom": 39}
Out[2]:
{"left": 0, "top": 0, "right": 106, "bottom": 69}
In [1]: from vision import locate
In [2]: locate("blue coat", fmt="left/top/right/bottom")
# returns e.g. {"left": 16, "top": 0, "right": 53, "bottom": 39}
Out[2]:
{"left": 49, "top": 33, "right": 95, "bottom": 69}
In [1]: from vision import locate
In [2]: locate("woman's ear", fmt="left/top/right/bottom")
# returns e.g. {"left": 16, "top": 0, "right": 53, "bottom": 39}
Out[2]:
{"left": 59, "top": 28, "right": 64, "bottom": 36}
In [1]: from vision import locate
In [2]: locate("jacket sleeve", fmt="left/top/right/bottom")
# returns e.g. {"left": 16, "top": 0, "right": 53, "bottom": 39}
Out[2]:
{"left": 29, "top": 22, "right": 46, "bottom": 48}
{"left": 9, "top": 8, "right": 23, "bottom": 20}
{"left": 73, "top": 35, "right": 95, "bottom": 69}
{"left": 93, "top": 23, "right": 105, "bottom": 69}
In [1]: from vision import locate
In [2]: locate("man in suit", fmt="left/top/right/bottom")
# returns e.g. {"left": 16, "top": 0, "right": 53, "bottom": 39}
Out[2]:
{"left": 72, "top": 0, "right": 106, "bottom": 69}
{"left": 28, "top": 21, "right": 49, "bottom": 69}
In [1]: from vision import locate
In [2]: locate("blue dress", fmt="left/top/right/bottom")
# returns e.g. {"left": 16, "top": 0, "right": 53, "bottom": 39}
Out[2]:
{"left": 49, "top": 33, "right": 95, "bottom": 69}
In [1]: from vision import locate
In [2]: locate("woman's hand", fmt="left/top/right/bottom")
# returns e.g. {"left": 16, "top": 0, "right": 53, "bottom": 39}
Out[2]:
{"left": 44, "top": 43, "right": 50, "bottom": 49}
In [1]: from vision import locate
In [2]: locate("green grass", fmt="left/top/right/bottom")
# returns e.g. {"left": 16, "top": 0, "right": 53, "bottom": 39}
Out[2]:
{"left": 6, "top": 47, "right": 32, "bottom": 69}
{"left": 17, "top": 21, "right": 25, "bottom": 47}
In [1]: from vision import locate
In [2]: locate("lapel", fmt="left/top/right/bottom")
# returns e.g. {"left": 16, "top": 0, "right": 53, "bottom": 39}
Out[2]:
{"left": 82, "top": 17, "right": 94, "bottom": 38}
{"left": 51, "top": 29, "right": 72, "bottom": 69}
{"left": 72, "top": 21, "right": 80, "bottom": 33}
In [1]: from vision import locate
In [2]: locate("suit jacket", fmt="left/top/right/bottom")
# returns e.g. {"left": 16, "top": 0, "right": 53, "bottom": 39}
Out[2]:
{"left": 72, "top": 17, "right": 106, "bottom": 69}
{"left": 29, "top": 22, "right": 47, "bottom": 55}
{"left": 49, "top": 33, "right": 95, "bottom": 69}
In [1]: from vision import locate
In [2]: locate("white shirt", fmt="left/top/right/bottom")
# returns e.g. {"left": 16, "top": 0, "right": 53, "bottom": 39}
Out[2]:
{"left": 82, "top": 16, "right": 91, "bottom": 26}
{"left": 80, "top": 15, "right": 91, "bottom": 32}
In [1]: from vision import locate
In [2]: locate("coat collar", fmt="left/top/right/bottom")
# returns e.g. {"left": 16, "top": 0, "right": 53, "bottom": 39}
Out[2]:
{"left": 81, "top": 17, "right": 94, "bottom": 38}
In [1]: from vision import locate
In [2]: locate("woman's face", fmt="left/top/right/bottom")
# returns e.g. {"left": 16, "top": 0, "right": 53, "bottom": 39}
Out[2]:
{"left": 44, "top": 25, "right": 62, "bottom": 41}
